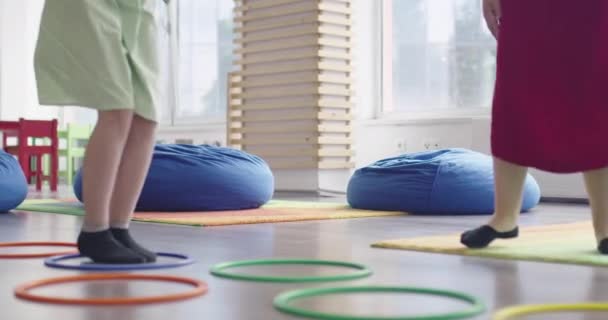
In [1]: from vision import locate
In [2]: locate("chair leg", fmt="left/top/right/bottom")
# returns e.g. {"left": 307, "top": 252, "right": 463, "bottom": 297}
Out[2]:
{"left": 18, "top": 151, "right": 30, "bottom": 186}
{"left": 66, "top": 156, "right": 73, "bottom": 186}
{"left": 36, "top": 155, "right": 42, "bottom": 191}
{"left": 51, "top": 149, "right": 58, "bottom": 192}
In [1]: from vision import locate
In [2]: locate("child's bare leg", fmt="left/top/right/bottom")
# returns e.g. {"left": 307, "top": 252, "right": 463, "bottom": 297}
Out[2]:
{"left": 582, "top": 167, "right": 608, "bottom": 253}
{"left": 78, "top": 110, "right": 145, "bottom": 263}
{"left": 109, "top": 115, "right": 157, "bottom": 262}
{"left": 461, "top": 157, "right": 528, "bottom": 248}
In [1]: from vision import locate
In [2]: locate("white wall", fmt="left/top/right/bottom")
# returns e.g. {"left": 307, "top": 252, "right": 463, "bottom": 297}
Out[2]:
{"left": 0, "top": 0, "right": 587, "bottom": 198}
{"left": 156, "top": 0, "right": 587, "bottom": 198}
{"left": 0, "top": 0, "right": 61, "bottom": 121}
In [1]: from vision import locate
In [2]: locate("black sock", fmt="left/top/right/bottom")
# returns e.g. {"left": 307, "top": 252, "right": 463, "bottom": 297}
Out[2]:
{"left": 77, "top": 230, "right": 146, "bottom": 264}
{"left": 460, "top": 225, "right": 519, "bottom": 249}
{"left": 598, "top": 239, "right": 608, "bottom": 254}
{"left": 110, "top": 228, "right": 157, "bottom": 263}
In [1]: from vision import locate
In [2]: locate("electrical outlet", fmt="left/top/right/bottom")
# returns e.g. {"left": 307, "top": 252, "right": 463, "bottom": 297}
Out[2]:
{"left": 423, "top": 139, "right": 441, "bottom": 150}
{"left": 396, "top": 139, "right": 408, "bottom": 153}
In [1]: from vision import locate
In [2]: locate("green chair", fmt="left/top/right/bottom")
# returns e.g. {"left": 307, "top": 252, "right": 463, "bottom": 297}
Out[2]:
{"left": 58, "top": 123, "right": 92, "bottom": 185}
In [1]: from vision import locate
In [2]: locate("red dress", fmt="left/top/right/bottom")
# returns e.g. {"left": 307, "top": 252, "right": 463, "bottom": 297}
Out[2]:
{"left": 491, "top": 0, "right": 608, "bottom": 173}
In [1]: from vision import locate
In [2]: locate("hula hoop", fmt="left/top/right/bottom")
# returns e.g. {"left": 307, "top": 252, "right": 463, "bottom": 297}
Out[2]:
{"left": 210, "top": 259, "right": 372, "bottom": 283}
{"left": 493, "top": 303, "right": 608, "bottom": 320}
{"left": 44, "top": 252, "right": 195, "bottom": 271}
{"left": 274, "top": 286, "right": 485, "bottom": 320}
{"left": 15, "top": 273, "right": 208, "bottom": 305}
{"left": 0, "top": 242, "right": 77, "bottom": 259}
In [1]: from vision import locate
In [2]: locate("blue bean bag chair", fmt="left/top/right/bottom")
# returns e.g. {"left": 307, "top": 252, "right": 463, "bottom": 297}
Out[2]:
{"left": 74, "top": 144, "right": 274, "bottom": 211}
{"left": 0, "top": 150, "right": 28, "bottom": 212}
{"left": 347, "top": 148, "right": 541, "bottom": 215}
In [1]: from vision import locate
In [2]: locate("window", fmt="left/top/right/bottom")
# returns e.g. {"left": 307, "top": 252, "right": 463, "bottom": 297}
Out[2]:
{"left": 172, "top": 0, "right": 234, "bottom": 124}
{"left": 382, "top": 0, "right": 497, "bottom": 115}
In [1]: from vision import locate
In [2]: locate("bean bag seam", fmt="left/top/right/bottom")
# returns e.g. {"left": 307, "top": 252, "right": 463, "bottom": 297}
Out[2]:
{"left": 426, "top": 161, "right": 443, "bottom": 212}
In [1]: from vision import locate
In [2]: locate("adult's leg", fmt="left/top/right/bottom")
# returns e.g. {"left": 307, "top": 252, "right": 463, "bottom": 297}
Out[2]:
{"left": 583, "top": 167, "right": 608, "bottom": 253}
{"left": 461, "top": 157, "right": 528, "bottom": 248}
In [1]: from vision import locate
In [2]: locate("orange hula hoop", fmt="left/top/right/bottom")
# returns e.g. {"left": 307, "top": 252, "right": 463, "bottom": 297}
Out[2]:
{"left": 0, "top": 242, "right": 77, "bottom": 259}
{"left": 15, "top": 273, "right": 208, "bottom": 305}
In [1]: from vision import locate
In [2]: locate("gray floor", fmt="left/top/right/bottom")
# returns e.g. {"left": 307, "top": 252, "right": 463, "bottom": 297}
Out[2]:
{"left": 0, "top": 188, "right": 606, "bottom": 320}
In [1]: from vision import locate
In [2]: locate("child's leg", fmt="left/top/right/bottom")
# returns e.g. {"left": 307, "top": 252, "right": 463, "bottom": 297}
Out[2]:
{"left": 78, "top": 110, "right": 145, "bottom": 263}
{"left": 582, "top": 167, "right": 608, "bottom": 253}
{"left": 108, "top": 115, "right": 157, "bottom": 261}
{"left": 461, "top": 157, "right": 528, "bottom": 248}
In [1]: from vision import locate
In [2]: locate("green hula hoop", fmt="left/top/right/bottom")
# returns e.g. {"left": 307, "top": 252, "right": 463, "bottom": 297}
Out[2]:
{"left": 210, "top": 259, "right": 372, "bottom": 283}
{"left": 274, "top": 286, "right": 486, "bottom": 320}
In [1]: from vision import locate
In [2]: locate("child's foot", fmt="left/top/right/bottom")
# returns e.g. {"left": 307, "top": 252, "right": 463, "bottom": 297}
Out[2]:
{"left": 598, "top": 239, "right": 608, "bottom": 254}
{"left": 460, "top": 225, "right": 519, "bottom": 248}
{"left": 111, "top": 228, "right": 157, "bottom": 263}
{"left": 77, "top": 230, "right": 146, "bottom": 264}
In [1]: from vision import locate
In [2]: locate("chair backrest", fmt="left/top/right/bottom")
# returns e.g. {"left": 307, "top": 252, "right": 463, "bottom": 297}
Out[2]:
{"left": 18, "top": 118, "right": 58, "bottom": 140}
{"left": 67, "top": 123, "right": 93, "bottom": 140}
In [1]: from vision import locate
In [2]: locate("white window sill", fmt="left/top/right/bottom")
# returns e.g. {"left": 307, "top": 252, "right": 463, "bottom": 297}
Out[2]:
{"left": 158, "top": 121, "right": 226, "bottom": 134}
{"left": 360, "top": 110, "right": 490, "bottom": 126}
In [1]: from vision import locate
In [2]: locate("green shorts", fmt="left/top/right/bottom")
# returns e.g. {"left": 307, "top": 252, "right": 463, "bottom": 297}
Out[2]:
{"left": 34, "top": 0, "right": 161, "bottom": 122}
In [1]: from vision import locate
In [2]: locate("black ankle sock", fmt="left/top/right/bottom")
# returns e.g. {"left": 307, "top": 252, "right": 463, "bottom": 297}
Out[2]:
{"left": 460, "top": 225, "right": 519, "bottom": 249}
{"left": 110, "top": 228, "right": 157, "bottom": 263}
{"left": 598, "top": 239, "right": 608, "bottom": 254}
{"left": 77, "top": 229, "right": 146, "bottom": 264}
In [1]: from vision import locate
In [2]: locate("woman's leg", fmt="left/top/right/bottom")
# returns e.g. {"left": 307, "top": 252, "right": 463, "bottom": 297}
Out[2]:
{"left": 582, "top": 167, "right": 608, "bottom": 253}
{"left": 108, "top": 115, "right": 158, "bottom": 261}
{"left": 78, "top": 110, "right": 145, "bottom": 263}
{"left": 461, "top": 157, "right": 528, "bottom": 248}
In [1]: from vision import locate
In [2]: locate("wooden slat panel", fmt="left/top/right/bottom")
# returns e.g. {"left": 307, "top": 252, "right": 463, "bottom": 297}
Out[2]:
{"left": 235, "top": 0, "right": 305, "bottom": 12}
{"left": 319, "top": 2, "right": 352, "bottom": 15}
{"left": 232, "top": 0, "right": 354, "bottom": 168}
{"left": 234, "top": 37, "right": 317, "bottom": 54}
{"left": 248, "top": 149, "right": 354, "bottom": 157}
{"left": 234, "top": 62, "right": 351, "bottom": 76}
{"left": 239, "top": 74, "right": 318, "bottom": 87}
{"left": 232, "top": 98, "right": 353, "bottom": 110}
{"left": 318, "top": 111, "right": 353, "bottom": 121}
{"left": 261, "top": 160, "right": 355, "bottom": 170}
{"left": 234, "top": 25, "right": 350, "bottom": 44}
{"left": 235, "top": 1, "right": 352, "bottom": 20}
{"left": 318, "top": 14, "right": 351, "bottom": 26}
{"left": 231, "top": 124, "right": 351, "bottom": 134}
{"left": 318, "top": 26, "right": 352, "bottom": 38}
{"left": 231, "top": 111, "right": 352, "bottom": 122}
{"left": 230, "top": 135, "right": 352, "bottom": 145}
{"left": 235, "top": 13, "right": 318, "bottom": 33}
{"left": 232, "top": 87, "right": 351, "bottom": 99}
{"left": 234, "top": 24, "right": 316, "bottom": 43}
{"left": 237, "top": 48, "right": 319, "bottom": 64}
{"left": 266, "top": 159, "right": 319, "bottom": 169}
{"left": 235, "top": 37, "right": 351, "bottom": 54}
{"left": 318, "top": 99, "right": 353, "bottom": 109}
{"left": 236, "top": 74, "right": 352, "bottom": 88}
{"left": 235, "top": 2, "right": 316, "bottom": 23}
{"left": 318, "top": 74, "right": 352, "bottom": 85}
{"left": 318, "top": 161, "right": 355, "bottom": 169}
{"left": 318, "top": 38, "right": 352, "bottom": 49}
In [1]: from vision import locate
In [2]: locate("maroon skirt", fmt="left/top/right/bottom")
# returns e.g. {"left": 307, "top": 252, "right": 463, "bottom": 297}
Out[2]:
{"left": 491, "top": 0, "right": 608, "bottom": 173}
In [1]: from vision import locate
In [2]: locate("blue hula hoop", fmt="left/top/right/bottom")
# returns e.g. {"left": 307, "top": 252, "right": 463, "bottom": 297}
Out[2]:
{"left": 44, "top": 252, "right": 195, "bottom": 271}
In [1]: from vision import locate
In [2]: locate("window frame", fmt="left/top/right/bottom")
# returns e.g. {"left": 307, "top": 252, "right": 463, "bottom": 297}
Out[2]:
{"left": 379, "top": 0, "right": 493, "bottom": 120}
{"left": 163, "top": 0, "right": 232, "bottom": 127}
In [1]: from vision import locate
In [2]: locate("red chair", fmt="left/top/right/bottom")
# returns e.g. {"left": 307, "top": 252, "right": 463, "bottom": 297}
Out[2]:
{"left": 1, "top": 118, "right": 59, "bottom": 191}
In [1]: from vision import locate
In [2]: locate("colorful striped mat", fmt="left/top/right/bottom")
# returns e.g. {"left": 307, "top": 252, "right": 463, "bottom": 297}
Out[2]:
{"left": 373, "top": 221, "right": 608, "bottom": 267}
{"left": 17, "top": 199, "right": 405, "bottom": 227}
